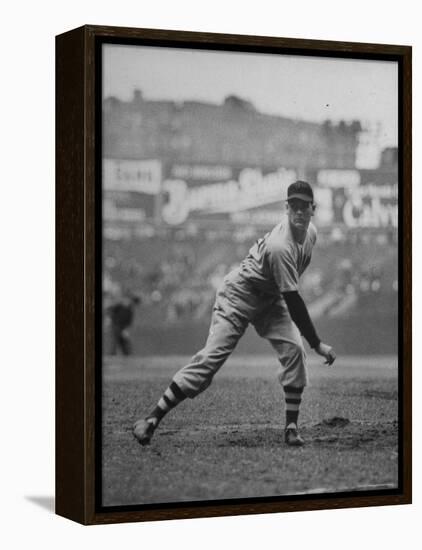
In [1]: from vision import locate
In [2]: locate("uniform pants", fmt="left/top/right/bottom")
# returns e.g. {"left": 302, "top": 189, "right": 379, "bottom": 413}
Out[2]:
{"left": 172, "top": 269, "right": 307, "bottom": 398}
{"left": 110, "top": 326, "right": 132, "bottom": 356}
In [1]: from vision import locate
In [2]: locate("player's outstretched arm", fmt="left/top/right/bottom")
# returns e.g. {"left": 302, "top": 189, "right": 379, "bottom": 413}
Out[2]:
{"left": 282, "top": 291, "right": 336, "bottom": 365}
{"left": 282, "top": 290, "right": 320, "bottom": 349}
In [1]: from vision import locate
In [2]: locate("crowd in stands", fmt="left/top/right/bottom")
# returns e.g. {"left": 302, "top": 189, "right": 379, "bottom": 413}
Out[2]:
{"left": 103, "top": 228, "right": 398, "bottom": 328}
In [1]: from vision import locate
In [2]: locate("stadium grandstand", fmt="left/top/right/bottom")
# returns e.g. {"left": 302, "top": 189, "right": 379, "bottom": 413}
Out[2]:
{"left": 102, "top": 90, "right": 398, "bottom": 356}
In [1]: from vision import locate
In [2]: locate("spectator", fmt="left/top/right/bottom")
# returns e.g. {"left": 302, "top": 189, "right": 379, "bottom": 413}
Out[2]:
{"left": 106, "top": 294, "right": 141, "bottom": 356}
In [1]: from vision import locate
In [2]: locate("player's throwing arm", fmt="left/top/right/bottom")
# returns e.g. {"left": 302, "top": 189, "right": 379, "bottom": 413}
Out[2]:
{"left": 315, "top": 342, "right": 336, "bottom": 365}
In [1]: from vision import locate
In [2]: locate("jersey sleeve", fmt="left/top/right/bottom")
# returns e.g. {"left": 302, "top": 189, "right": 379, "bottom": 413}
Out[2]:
{"left": 267, "top": 243, "right": 299, "bottom": 293}
{"left": 308, "top": 222, "right": 317, "bottom": 246}
{"left": 282, "top": 291, "right": 321, "bottom": 349}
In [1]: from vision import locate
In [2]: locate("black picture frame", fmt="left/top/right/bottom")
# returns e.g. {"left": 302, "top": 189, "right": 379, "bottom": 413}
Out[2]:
{"left": 56, "top": 24, "right": 412, "bottom": 525}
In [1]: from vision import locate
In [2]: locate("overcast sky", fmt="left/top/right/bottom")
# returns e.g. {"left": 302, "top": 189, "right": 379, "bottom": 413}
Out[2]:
{"left": 103, "top": 44, "right": 398, "bottom": 147}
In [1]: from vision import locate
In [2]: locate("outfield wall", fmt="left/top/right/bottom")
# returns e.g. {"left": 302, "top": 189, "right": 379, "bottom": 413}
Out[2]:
{"left": 110, "top": 310, "right": 398, "bottom": 357}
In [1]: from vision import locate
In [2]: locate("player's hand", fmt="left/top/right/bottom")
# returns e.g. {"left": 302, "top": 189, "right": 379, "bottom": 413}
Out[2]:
{"left": 315, "top": 342, "right": 336, "bottom": 365}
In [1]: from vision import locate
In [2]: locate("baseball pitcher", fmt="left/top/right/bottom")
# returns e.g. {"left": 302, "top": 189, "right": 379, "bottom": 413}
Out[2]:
{"left": 133, "top": 180, "right": 336, "bottom": 447}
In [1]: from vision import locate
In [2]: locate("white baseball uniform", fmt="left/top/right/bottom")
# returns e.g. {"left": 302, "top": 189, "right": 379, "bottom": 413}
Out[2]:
{"left": 172, "top": 217, "right": 317, "bottom": 397}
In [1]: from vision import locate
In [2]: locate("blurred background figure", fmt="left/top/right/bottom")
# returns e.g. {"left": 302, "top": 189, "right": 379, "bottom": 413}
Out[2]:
{"left": 106, "top": 293, "right": 141, "bottom": 356}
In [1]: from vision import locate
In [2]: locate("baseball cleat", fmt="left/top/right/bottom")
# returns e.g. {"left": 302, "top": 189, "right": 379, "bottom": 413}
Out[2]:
{"left": 284, "top": 426, "right": 305, "bottom": 447}
{"left": 133, "top": 417, "right": 157, "bottom": 445}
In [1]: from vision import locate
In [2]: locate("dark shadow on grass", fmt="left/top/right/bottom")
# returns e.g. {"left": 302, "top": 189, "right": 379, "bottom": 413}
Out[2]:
{"left": 25, "top": 496, "right": 55, "bottom": 513}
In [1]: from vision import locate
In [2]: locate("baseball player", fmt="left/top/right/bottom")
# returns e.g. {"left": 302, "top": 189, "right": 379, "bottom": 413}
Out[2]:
{"left": 107, "top": 293, "right": 141, "bottom": 356}
{"left": 133, "top": 180, "right": 336, "bottom": 447}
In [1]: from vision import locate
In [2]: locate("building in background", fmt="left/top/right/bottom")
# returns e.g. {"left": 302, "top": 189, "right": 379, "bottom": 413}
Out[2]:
{"left": 103, "top": 89, "right": 360, "bottom": 169}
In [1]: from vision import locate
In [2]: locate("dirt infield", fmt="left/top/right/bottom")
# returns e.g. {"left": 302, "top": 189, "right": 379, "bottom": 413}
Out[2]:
{"left": 101, "top": 355, "right": 398, "bottom": 506}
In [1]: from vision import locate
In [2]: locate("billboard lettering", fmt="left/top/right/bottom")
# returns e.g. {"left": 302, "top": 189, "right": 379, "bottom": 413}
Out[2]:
{"left": 341, "top": 184, "right": 398, "bottom": 228}
{"left": 103, "top": 158, "right": 162, "bottom": 194}
{"left": 317, "top": 169, "right": 361, "bottom": 188}
{"left": 161, "top": 167, "right": 297, "bottom": 225}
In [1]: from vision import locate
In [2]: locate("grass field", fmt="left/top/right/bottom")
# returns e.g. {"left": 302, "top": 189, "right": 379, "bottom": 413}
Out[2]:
{"left": 101, "top": 354, "right": 398, "bottom": 507}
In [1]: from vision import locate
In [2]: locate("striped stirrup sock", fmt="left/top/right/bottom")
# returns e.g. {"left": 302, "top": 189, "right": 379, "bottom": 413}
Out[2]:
{"left": 283, "top": 385, "right": 304, "bottom": 428}
{"left": 148, "top": 382, "right": 187, "bottom": 424}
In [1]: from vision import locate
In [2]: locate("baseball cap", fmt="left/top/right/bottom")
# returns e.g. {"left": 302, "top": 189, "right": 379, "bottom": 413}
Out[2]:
{"left": 287, "top": 180, "right": 314, "bottom": 203}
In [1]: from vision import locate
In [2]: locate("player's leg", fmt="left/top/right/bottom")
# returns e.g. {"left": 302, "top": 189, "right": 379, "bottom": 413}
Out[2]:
{"left": 133, "top": 289, "right": 248, "bottom": 445}
{"left": 268, "top": 333, "right": 307, "bottom": 446}
{"left": 132, "top": 380, "right": 187, "bottom": 445}
{"left": 120, "top": 330, "right": 132, "bottom": 356}
{"left": 254, "top": 302, "right": 307, "bottom": 446}
{"left": 109, "top": 325, "right": 119, "bottom": 355}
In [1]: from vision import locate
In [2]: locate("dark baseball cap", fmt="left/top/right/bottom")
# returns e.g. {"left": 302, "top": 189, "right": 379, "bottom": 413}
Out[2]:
{"left": 287, "top": 180, "right": 314, "bottom": 203}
